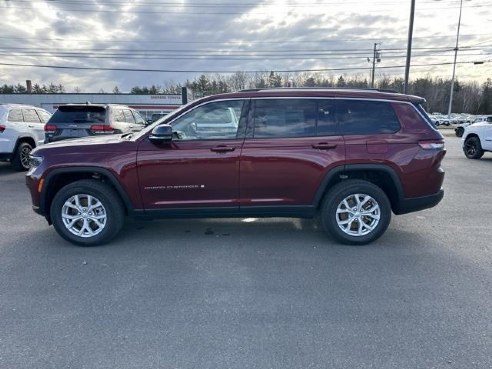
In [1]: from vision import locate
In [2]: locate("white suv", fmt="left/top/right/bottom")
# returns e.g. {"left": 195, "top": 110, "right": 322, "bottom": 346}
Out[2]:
{"left": 462, "top": 116, "right": 492, "bottom": 159}
{"left": 0, "top": 104, "right": 51, "bottom": 170}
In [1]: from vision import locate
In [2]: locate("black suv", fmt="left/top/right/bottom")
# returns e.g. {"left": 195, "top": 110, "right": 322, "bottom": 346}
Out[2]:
{"left": 44, "top": 104, "right": 146, "bottom": 143}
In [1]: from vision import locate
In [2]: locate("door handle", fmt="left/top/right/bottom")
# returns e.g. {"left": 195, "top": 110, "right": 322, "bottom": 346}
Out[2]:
{"left": 211, "top": 145, "right": 236, "bottom": 153}
{"left": 312, "top": 143, "right": 337, "bottom": 150}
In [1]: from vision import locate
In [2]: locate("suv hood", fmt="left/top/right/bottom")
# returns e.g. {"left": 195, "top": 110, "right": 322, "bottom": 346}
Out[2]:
{"left": 467, "top": 122, "right": 490, "bottom": 130}
{"left": 33, "top": 134, "right": 136, "bottom": 156}
{"left": 45, "top": 134, "right": 125, "bottom": 148}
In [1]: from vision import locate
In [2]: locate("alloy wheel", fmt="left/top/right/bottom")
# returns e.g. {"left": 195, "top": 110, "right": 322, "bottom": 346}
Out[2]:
{"left": 61, "top": 194, "right": 107, "bottom": 237}
{"left": 335, "top": 193, "right": 381, "bottom": 237}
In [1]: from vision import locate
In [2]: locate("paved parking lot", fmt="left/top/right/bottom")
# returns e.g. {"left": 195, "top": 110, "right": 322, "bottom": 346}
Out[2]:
{"left": 0, "top": 136, "right": 490, "bottom": 369}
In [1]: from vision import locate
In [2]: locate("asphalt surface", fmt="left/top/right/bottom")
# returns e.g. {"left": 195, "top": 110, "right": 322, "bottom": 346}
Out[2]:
{"left": 0, "top": 135, "right": 491, "bottom": 369}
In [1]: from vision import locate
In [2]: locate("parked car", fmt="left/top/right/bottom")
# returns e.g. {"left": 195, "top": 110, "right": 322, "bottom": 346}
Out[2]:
{"left": 44, "top": 103, "right": 146, "bottom": 143}
{"left": 0, "top": 104, "right": 51, "bottom": 171}
{"left": 455, "top": 116, "right": 476, "bottom": 137}
{"left": 462, "top": 116, "right": 492, "bottom": 159}
{"left": 26, "top": 88, "right": 445, "bottom": 246}
{"left": 430, "top": 113, "right": 450, "bottom": 126}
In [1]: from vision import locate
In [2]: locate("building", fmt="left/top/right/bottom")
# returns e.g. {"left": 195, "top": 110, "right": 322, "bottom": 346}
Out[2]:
{"left": 0, "top": 93, "right": 185, "bottom": 121}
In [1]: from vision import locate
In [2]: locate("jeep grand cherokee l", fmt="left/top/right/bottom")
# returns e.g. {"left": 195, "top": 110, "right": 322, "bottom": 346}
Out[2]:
{"left": 0, "top": 104, "right": 51, "bottom": 171}
{"left": 26, "top": 88, "right": 445, "bottom": 246}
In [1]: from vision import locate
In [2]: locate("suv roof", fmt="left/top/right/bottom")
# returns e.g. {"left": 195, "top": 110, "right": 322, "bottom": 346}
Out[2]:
{"left": 197, "top": 88, "right": 426, "bottom": 104}
{"left": 58, "top": 103, "right": 132, "bottom": 108}
{"left": 0, "top": 103, "right": 47, "bottom": 109}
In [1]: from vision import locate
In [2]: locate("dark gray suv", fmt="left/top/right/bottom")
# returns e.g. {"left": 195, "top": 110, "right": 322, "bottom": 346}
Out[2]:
{"left": 44, "top": 104, "right": 146, "bottom": 143}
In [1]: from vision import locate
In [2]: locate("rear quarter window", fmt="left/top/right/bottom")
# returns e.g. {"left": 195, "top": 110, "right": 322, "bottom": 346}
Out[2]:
{"left": 337, "top": 100, "right": 400, "bottom": 135}
{"left": 37, "top": 110, "right": 51, "bottom": 123}
{"left": 393, "top": 102, "right": 435, "bottom": 131}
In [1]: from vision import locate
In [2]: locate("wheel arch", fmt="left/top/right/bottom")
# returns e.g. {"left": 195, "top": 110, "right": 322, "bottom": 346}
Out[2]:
{"left": 14, "top": 136, "right": 36, "bottom": 152}
{"left": 313, "top": 164, "right": 404, "bottom": 214}
{"left": 463, "top": 132, "right": 480, "bottom": 141}
{"left": 40, "top": 167, "right": 134, "bottom": 223}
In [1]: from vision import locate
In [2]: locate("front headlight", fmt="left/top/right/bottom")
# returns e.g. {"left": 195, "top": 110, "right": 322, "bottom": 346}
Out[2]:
{"left": 29, "top": 155, "right": 44, "bottom": 168}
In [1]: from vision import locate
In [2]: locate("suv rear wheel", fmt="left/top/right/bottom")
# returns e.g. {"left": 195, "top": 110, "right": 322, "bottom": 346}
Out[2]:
{"left": 321, "top": 180, "right": 391, "bottom": 245}
{"left": 50, "top": 180, "right": 125, "bottom": 246}
{"left": 463, "top": 136, "right": 484, "bottom": 159}
{"left": 12, "top": 142, "right": 33, "bottom": 171}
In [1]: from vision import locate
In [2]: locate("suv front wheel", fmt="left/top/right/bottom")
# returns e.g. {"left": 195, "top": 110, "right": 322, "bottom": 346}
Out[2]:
{"left": 321, "top": 180, "right": 391, "bottom": 245}
{"left": 50, "top": 180, "right": 125, "bottom": 246}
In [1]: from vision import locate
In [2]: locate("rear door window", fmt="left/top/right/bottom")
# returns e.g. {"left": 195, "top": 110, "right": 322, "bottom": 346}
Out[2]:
{"left": 317, "top": 100, "right": 338, "bottom": 136}
{"left": 252, "top": 99, "right": 316, "bottom": 138}
{"left": 123, "top": 110, "right": 136, "bottom": 124}
{"left": 113, "top": 109, "right": 126, "bottom": 122}
{"left": 337, "top": 100, "right": 400, "bottom": 135}
{"left": 22, "top": 109, "right": 42, "bottom": 123}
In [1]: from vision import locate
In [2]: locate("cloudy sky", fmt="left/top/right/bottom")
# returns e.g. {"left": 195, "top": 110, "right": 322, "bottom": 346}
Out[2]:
{"left": 1, "top": 0, "right": 491, "bottom": 92}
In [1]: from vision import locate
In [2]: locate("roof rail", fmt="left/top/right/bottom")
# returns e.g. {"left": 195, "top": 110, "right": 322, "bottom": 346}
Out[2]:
{"left": 239, "top": 87, "right": 400, "bottom": 94}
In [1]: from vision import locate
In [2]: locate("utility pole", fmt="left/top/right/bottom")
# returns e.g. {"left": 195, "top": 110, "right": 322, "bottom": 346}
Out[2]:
{"left": 447, "top": 0, "right": 464, "bottom": 118}
{"left": 404, "top": 0, "right": 416, "bottom": 94}
{"left": 370, "top": 43, "right": 381, "bottom": 88}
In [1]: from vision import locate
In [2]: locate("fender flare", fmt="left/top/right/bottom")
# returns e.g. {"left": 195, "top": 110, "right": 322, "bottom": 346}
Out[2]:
{"left": 312, "top": 164, "right": 405, "bottom": 209}
{"left": 40, "top": 166, "right": 134, "bottom": 217}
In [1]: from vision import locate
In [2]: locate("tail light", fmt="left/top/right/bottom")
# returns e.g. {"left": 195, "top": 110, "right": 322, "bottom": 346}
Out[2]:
{"left": 44, "top": 124, "right": 57, "bottom": 133}
{"left": 0, "top": 124, "right": 5, "bottom": 133}
{"left": 90, "top": 124, "right": 114, "bottom": 134}
{"left": 419, "top": 141, "right": 445, "bottom": 150}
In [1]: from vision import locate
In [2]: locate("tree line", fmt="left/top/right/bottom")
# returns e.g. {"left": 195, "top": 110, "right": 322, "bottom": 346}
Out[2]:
{"left": 1, "top": 72, "right": 491, "bottom": 114}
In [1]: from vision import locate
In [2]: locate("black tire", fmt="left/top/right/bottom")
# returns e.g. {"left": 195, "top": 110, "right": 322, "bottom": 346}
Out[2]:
{"left": 463, "top": 136, "right": 484, "bottom": 159}
{"left": 320, "top": 180, "right": 391, "bottom": 245}
{"left": 12, "top": 142, "right": 33, "bottom": 171}
{"left": 50, "top": 180, "right": 125, "bottom": 246}
{"left": 455, "top": 127, "right": 464, "bottom": 137}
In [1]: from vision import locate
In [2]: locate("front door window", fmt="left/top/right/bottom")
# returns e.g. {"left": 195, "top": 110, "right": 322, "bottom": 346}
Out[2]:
{"left": 171, "top": 100, "right": 243, "bottom": 140}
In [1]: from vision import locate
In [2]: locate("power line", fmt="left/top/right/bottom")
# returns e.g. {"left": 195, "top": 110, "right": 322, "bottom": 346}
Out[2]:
{"left": 1, "top": 3, "right": 487, "bottom": 15}
{"left": 0, "top": 60, "right": 482, "bottom": 74}
{"left": 9, "top": 0, "right": 489, "bottom": 6}
{"left": 0, "top": 34, "right": 490, "bottom": 44}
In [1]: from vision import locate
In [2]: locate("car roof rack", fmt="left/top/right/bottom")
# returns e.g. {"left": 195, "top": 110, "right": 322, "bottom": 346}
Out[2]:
{"left": 239, "top": 87, "right": 400, "bottom": 94}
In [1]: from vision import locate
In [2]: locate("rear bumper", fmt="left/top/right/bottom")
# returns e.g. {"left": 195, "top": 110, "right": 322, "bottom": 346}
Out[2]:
{"left": 394, "top": 189, "right": 444, "bottom": 215}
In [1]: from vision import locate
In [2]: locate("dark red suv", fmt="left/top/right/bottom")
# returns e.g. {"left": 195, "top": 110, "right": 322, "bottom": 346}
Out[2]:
{"left": 26, "top": 88, "right": 445, "bottom": 246}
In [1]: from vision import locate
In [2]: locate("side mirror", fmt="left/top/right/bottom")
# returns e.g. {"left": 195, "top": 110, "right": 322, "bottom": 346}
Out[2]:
{"left": 149, "top": 124, "right": 173, "bottom": 143}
